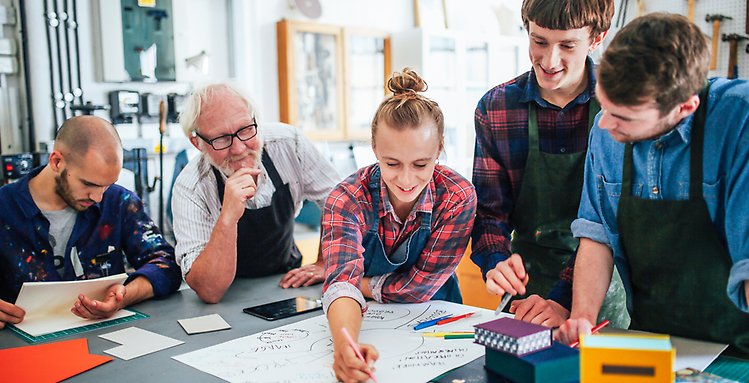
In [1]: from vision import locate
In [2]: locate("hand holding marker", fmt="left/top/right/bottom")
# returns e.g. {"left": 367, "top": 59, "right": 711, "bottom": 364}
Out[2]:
{"left": 341, "top": 327, "right": 378, "bottom": 383}
{"left": 568, "top": 320, "right": 610, "bottom": 348}
{"left": 495, "top": 259, "right": 531, "bottom": 315}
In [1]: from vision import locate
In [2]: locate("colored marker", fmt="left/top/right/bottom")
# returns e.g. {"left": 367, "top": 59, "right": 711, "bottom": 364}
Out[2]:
{"left": 444, "top": 334, "right": 475, "bottom": 340}
{"left": 436, "top": 312, "right": 477, "bottom": 325}
{"left": 413, "top": 315, "right": 453, "bottom": 331}
{"left": 421, "top": 332, "right": 474, "bottom": 338}
{"left": 569, "top": 319, "right": 610, "bottom": 348}
{"left": 495, "top": 292, "right": 512, "bottom": 315}
{"left": 341, "top": 327, "right": 378, "bottom": 383}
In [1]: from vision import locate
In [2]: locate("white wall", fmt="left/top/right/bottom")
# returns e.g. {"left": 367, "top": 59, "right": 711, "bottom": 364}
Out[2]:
{"left": 24, "top": 0, "right": 231, "bottom": 147}
{"left": 608, "top": 0, "right": 747, "bottom": 79}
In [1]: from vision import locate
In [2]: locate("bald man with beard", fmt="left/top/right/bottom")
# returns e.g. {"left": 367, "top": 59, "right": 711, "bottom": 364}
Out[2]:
{"left": 0, "top": 115, "right": 181, "bottom": 328}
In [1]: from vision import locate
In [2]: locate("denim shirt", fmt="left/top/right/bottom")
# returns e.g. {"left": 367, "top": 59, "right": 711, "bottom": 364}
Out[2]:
{"left": 0, "top": 166, "right": 181, "bottom": 303}
{"left": 572, "top": 78, "right": 749, "bottom": 313}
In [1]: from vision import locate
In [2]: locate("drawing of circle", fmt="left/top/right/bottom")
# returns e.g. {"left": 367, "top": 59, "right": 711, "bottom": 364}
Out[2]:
{"left": 363, "top": 306, "right": 411, "bottom": 322}
{"left": 258, "top": 328, "right": 310, "bottom": 344}
{"left": 310, "top": 336, "right": 335, "bottom": 353}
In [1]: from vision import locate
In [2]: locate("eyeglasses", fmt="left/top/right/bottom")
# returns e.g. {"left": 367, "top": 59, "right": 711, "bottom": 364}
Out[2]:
{"left": 192, "top": 117, "right": 258, "bottom": 151}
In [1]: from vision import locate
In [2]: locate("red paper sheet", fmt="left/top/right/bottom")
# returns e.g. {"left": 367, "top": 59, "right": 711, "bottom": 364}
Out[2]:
{"left": 0, "top": 338, "right": 111, "bottom": 382}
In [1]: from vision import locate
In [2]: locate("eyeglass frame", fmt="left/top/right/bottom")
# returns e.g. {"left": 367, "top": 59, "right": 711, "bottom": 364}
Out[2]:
{"left": 191, "top": 116, "right": 258, "bottom": 151}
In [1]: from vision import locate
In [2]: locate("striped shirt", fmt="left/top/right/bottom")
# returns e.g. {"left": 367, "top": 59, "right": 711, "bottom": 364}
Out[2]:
{"left": 321, "top": 163, "right": 477, "bottom": 312}
{"left": 171, "top": 122, "right": 340, "bottom": 277}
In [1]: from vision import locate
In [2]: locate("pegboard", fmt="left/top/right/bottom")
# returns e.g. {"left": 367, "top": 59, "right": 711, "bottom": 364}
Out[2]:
{"left": 610, "top": 0, "right": 748, "bottom": 79}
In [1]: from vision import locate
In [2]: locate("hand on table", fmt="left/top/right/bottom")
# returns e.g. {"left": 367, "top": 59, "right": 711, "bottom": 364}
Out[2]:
{"left": 280, "top": 261, "right": 325, "bottom": 288}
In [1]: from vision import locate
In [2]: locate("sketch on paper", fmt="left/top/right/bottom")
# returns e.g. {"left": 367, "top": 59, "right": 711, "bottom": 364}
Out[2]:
{"left": 173, "top": 301, "right": 498, "bottom": 383}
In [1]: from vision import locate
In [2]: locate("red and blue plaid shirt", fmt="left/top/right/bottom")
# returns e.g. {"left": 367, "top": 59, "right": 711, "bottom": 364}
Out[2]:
{"left": 470, "top": 58, "right": 598, "bottom": 309}
{"left": 321, "top": 163, "right": 476, "bottom": 312}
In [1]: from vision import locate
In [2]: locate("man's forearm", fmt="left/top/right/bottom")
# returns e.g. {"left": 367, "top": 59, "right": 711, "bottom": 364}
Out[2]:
{"left": 122, "top": 276, "right": 155, "bottom": 307}
{"left": 570, "top": 238, "right": 614, "bottom": 323}
{"left": 185, "top": 214, "right": 239, "bottom": 303}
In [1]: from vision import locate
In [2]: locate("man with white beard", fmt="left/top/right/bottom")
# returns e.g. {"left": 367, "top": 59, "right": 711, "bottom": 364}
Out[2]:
{"left": 172, "top": 84, "right": 339, "bottom": 303}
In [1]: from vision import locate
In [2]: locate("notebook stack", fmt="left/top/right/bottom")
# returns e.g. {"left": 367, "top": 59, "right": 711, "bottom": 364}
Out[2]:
{"left": 474, "top": 317, "right": 552, "bottom": 356}
{"left": 475, "top": 317, "right": 579, "bottom": 383}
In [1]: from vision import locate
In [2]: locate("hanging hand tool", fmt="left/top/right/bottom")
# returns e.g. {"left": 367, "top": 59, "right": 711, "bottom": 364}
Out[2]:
{"left": 706, "top": 14, "right": 732, "bottom": 70}
{"left": 686, "top": 0, "right": 697, "bottom": 22}
{"left": 157, "top": 100, "right": 166, "bottom": 229}
{"left": 615, "top": 0, "right": 629, "bottom": 28}
{"left": 722, "top": 34, "right": 749, "bottom": 79}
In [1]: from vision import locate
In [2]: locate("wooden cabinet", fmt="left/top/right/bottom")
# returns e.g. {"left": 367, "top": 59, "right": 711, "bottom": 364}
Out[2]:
{"left": 277, "top": 20, "right": 391, "bottom": 141}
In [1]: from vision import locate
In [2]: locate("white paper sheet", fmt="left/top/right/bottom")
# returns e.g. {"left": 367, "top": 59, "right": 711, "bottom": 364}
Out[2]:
{"left": 100, "top": 327, "right": 184, "bottom": 360}
{"left": 671, "top": 335, "right": 728, "bottom": 372}
{"left": 14, "top": 274, "right": 135, "bottom": 336}
{"left": 174, "top": 301, "right": 499, "bottom": 383}
{"left": 178, "top": 314, "right": 231, "bottom": 335}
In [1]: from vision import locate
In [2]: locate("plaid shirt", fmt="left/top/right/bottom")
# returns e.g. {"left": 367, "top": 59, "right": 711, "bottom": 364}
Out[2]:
{"left": 470, "top": 58, "right": 598, "bottom": 305}
{"left": 321, "top": 163, "right": 476, "bottom": 312}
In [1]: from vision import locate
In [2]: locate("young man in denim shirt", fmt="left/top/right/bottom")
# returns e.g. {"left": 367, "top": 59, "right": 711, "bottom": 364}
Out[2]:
{"left": 557, "top": 14, "right": 749, "bottom": 354}
{"left": 0, "top": 116, "right": 180, "bottom": 328}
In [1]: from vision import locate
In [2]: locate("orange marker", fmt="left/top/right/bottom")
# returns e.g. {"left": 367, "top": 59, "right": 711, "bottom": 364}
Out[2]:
{"left": 436, "top": 312, "right": 477, "bottom": 325}
{"left": 569, "top": 319, "right": 609, "bottom": 348}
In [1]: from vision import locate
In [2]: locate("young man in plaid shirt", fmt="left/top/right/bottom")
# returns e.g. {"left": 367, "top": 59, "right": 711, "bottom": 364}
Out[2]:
{"left": 471, "top": 0, "right": 628, "bottom": 328}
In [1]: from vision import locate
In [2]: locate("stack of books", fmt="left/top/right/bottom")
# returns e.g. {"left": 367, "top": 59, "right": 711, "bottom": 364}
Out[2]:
{"left": 474, "top": 317, "right": 552, "bottom": 356}
{"left": 475, "top": 317, "right": 579, "bottom": 383}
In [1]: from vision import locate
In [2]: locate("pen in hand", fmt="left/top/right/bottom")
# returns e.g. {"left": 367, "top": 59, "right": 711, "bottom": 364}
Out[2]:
{"left": 340, "top": 327, "right": 378, "bottom": 383}
{"left": 495, "top": 292, "right": 512, "bottom": 316}
{"left": 494, "top": 259, "right": 531, "bottom": 316}
{"left": 568, "top": 319, "right": 610, "bottom": 348}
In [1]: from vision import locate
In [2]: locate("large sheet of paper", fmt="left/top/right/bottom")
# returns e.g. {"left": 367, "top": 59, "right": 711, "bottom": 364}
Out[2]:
{"left": 174, "top": 301, "right": 498, "bottom": 383}
{"left": 14, "top": 274, "right": 135, "bottom": 336}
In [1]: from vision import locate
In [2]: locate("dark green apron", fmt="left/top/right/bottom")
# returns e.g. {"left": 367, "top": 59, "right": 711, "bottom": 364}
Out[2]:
{"left": 618, "top": 86, "right": 749, "bottom": 353}
{"left": 509, "top": 99, "right": 629, "bottom": 327}
{"left": 509, "top": 100, "right": 598, "bottom": 296}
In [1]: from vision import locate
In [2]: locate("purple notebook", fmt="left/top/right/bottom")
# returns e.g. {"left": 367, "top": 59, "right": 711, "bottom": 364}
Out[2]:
{"left": 474, "top": 317, "right": 552, "bottom": 356}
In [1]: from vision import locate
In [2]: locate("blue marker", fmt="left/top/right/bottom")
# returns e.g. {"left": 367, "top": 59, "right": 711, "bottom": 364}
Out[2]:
{"left": 414, "top": 315, "right": 453, "bottom": 331}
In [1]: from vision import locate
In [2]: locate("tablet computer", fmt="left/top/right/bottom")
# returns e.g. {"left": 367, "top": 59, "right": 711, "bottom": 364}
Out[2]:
{"left": 243, "top": 296, "right": 323, "bottom": 321}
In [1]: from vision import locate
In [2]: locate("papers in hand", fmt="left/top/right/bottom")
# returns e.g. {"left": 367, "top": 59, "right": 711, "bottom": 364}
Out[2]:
{"left": 14, "top": 273, "right": 135, "bottom": 336}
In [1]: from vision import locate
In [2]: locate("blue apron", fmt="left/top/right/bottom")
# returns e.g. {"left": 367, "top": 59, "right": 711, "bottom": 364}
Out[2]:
{"left": 361, "top": 167, "right": 462, "bottom": 303}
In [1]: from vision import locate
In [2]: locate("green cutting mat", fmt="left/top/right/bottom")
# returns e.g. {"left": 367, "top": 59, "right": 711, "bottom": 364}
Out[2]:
{"left": 8, "top": 310, "right": 149, "bottom": 344}
{"left": 705, "top": 356, "right": 749, "bottom": 382}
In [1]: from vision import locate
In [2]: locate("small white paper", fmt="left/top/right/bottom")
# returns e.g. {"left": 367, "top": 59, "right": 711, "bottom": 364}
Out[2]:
{"left": 100, "top": 327, "right": 183, "bottom": 360}
{"left": 14, "top": 274, "right": 135, "bottom": 336}
{"left": 177, "top": 314, "right": 231, "bottom": 335}
{"left": 671, "top": 335, "right": 728, "bottom": 371}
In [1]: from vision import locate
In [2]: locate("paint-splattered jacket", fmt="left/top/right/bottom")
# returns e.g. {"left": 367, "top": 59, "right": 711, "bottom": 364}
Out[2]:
{"left": 0, "top": 167, "right": 181, "bottom": 303}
